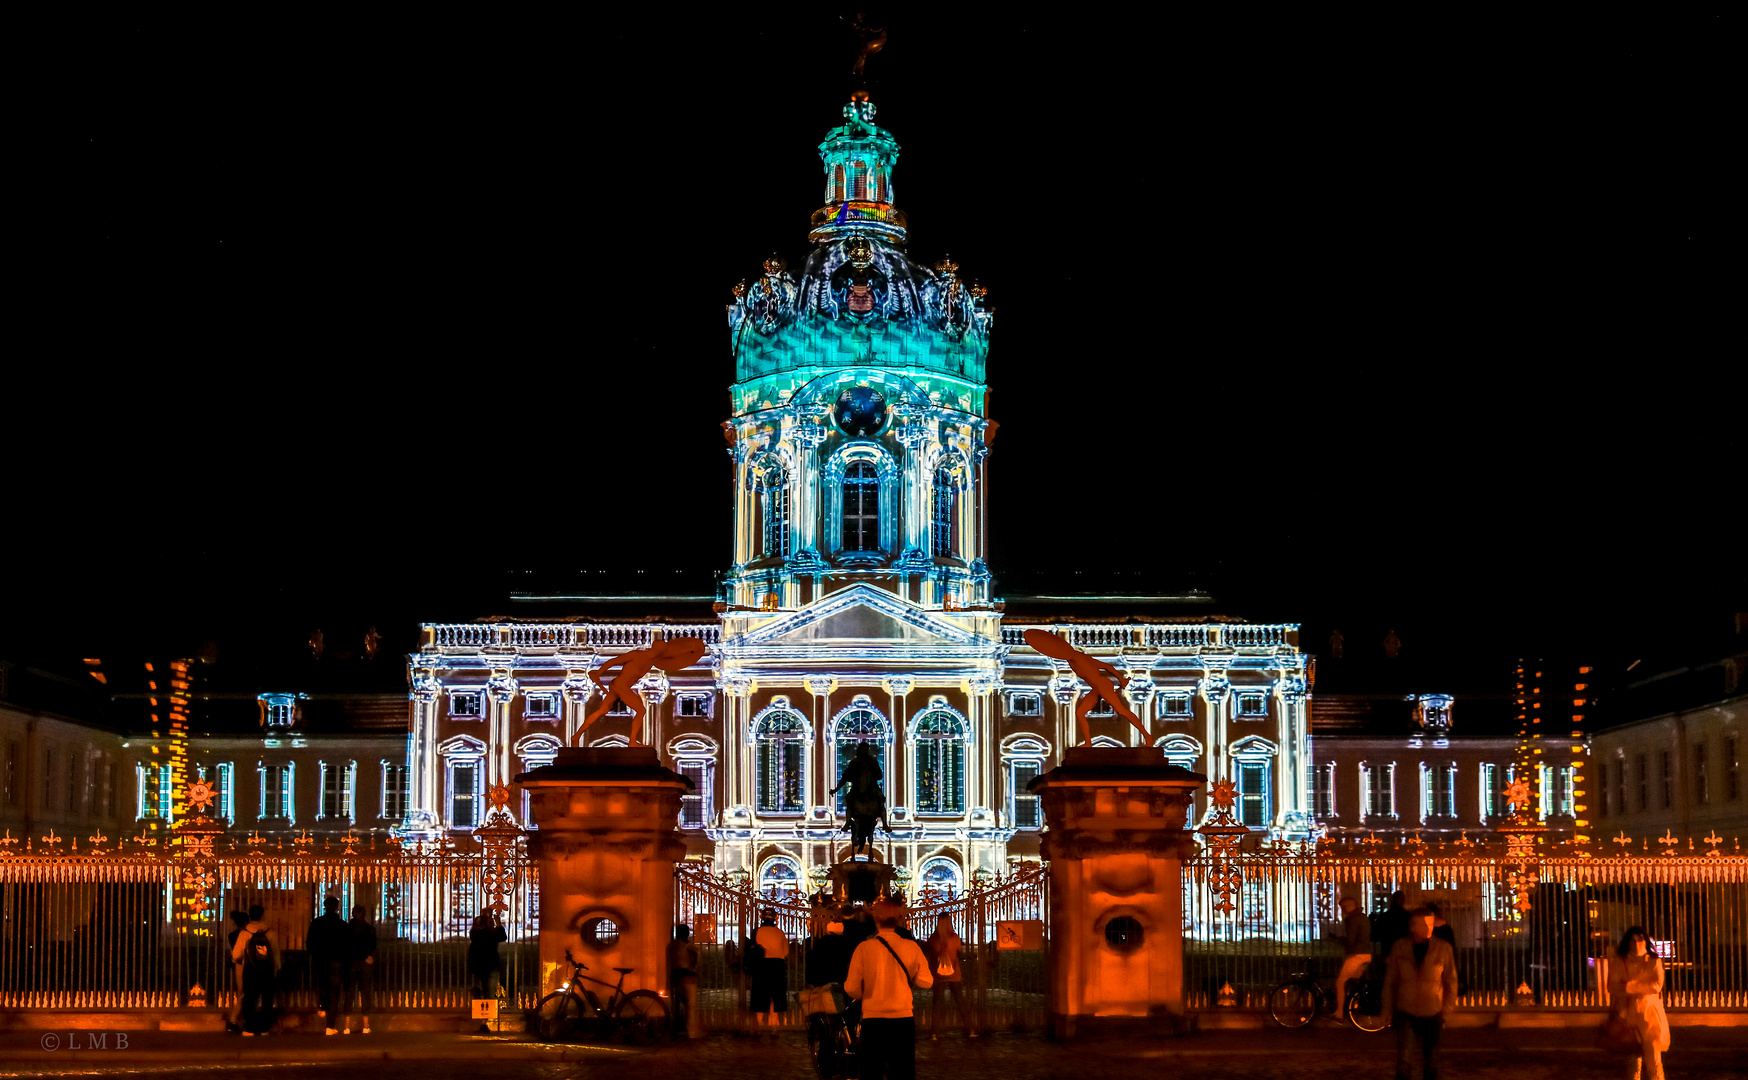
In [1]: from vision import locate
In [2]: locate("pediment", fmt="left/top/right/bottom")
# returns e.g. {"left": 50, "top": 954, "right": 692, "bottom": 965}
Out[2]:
{"left": 735, "top": 584, "right": 980, "bottom": 648}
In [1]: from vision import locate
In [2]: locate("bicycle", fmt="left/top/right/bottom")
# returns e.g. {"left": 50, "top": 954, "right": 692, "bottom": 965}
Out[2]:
{"left": 534, "top": 949, "right": 669, "bottom": 1044}
{"left": 1266, "top": 958, "right": 1387, "bottom": 1031}
{"left": 804, "top": 986, "right": 859, "bottom": 1080}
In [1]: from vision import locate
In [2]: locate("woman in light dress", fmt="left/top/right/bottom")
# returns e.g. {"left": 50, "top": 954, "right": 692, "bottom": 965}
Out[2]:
{"left": 1608, "top": 927, "right": 1670, "bottom": 1080}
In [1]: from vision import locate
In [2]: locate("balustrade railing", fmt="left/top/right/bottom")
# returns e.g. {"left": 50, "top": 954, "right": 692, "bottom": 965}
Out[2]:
{"left": 426, "top": 622, "right": 722, "bottom": 652}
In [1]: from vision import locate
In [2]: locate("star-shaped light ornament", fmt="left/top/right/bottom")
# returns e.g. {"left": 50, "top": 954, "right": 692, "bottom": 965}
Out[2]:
{"left": 1209, "top": 779, "right": 1238, "bottom": 810}
{"left": 488, "top": 783, "right": 513, "bottom": 811}
{"left": 186, "top": 779, "right": 217, "bottom": 814}
{"left": 1505, "top": 778, "right": 1531, "bottom": 811}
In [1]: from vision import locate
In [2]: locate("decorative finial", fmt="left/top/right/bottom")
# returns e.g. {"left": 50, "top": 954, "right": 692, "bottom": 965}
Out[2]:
{"left": 935, "top": 254, "right": 958, "bottom": 277}
{"left": 845, "top": 13, "right": 886, "bottom": 79}
{"left": 762, "top": 253, "right": 788, "bottom": 277}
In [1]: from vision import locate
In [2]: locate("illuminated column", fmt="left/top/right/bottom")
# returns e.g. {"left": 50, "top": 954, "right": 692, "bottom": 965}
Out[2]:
{"left": 1125, "top": 672, "right": 1156, "bottom": 747}
{"left": 636, "top": 672, "right": 670, "bottom": 751}
{"left": 1198, "top": 667, "right": 1232, "bottom": 796}
{"left": 965, "top": 674, "right": 998, "bottom": 811}
{"left": 1276, "top": 675, "right": 1308, "bottom": 832}
{"left": 1050, "top": 673, "right": 1079, "bottom": 757}
{"left": 409, "top": 671, "right": 443, "bottom": 834}
{"left": 883, "top": 676, "right": 914, "bottom": 812}
{"left": 730, "top": 437, "right": 752, "bottom": 600}
{"left": 561, "top": 669, "right": 594, "bottom": 746}
{"left": 791, "top": 422, "right": 828, "bottom": 570}
{"left": 895, "top": 424, "right": 932, "bottom": 575}
{"left": 720, "top": 675, "right": 754, "bottom": 814}
{"left": 487, "top": 671, "right": 519, "bottom": 790}
{"left": 805, "top": 675, "right": 837, "bottom": 808}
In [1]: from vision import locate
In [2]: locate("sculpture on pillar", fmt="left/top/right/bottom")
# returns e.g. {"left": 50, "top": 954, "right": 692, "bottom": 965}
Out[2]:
{"left": 1022, "top": 629, "right": 1151, "bottom": 746}
{"left": 832, "top": 741, "right": 888, "bottom": 856}
{"left": 575, "top": 637, "right": 710, "bottom": 746}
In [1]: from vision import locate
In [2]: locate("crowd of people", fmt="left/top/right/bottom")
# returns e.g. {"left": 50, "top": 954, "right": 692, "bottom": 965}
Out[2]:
{"left": 225, "top": 896, "right": 381, "bottom": 1036}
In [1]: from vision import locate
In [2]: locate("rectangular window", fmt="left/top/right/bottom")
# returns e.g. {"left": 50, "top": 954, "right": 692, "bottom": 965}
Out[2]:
{"left": 1423, "top": 763, "right": 1456, "bottom": 819}
{"left": 1541, "top": 765, "right": 1573, "bottom": 818}
{"left": 524, "top": 693, "right": 558, "bottom": 718}
{"left": 264, "top": 701, "right": 294, "bottom": 727}
{"left": 212, "top": 763, "right": 235, "bottom": 822}
{"left": 1236, "top": 692, "right": 1268, "bottom": 719}
{"left": 66, "top": 752, "right": 78, "bottom": 811}
{"left": 1011, "top": 760, "right": 1042, "bottom": 829}
{"left": 1311, "top": 762, "right": 1335, "bottom": 819}
{"left": 450, "top": 692, "right": 482, "bottom": 717}
{"left": 82, "top": 753, "right": 96, "bottom": 814}
{"left": 1087, "top": 696, "right": 1114, "bottom": 716}
{"left": 138, "top": 763, "right": 172, "bottom": 819}
{"left": 1661, "top": 749, "right": 1673, "bottom": 809}
{"left": 104, "top": 762, "right": 117, "bottom": 819}
{"left": 3, "top": 741, "right": 16, "bottom": 805}
{"left": 1599, "top": 761, "right": 1610, "bottom": 817}
{"left": 382, "top": 762, "right": 409, "bottom": 820}
{"left": 44, "top": 747, "right": 55, "bottom": 810}
{"left": 450, "top": 761, "right": 479, "bottom": 828}
{"left": 1694, "top": 743, "right": 1708, "bottom": 806}
{"left": 915, "top": 738, "right": 966, "bottom": 814}
{"left": 1237, "top": 760, "right": 1270, "bottom": 827}
{"left": 1363, "top": 762, "right": 1395, "bottom": 818}
{"left": 677, "top": 695, "right": 712, "bottom": 718}
{"left": 1160, "top": 695, "right": 1193, "bottom": 718}
{"left": 320, "top": 761, "right": 354, "bottom": 821}
{"left": 678, "top": 760, "right": 710, "bottom": 828}
{"left": 1007, "top": 693, "right": 1042, "bottom": 717}
{"left": 1637, "top": 753, "right": 1647, "bottom": 810}
{"left": 260, "top": 764, "right": 292, "bottom": 820}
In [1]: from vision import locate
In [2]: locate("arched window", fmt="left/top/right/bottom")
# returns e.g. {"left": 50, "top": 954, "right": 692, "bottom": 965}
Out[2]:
{"left": 1155, "top": 736, "right": 1202, "bottom": 770}
{"left": 917, "top": 856, "right": 962, "bottom": 901}
{"left": 758, "top": 464, "right": 789, "bottom": 559}
{"left": 758, "top": 856, "right": 803, "bottom": 901}
{"left": 832, "top": 703, "right": 889, "bottom": 812}
{"left": 842, "top": 462, "right": 880, "bottom": 553}
{"left": 931, "top": 467, "right": 955, "bottom": 558}
{"left": 831, "top": 163, "right": 846, "bottom": 203}
{"left": 850, "top": 161, "right": 868, "bottom": 200}
{"left": 912, "top": 709, "right": 968, "bottom": 815}
{"left": 753, "top": 706, "right": 806, "bottom": 815}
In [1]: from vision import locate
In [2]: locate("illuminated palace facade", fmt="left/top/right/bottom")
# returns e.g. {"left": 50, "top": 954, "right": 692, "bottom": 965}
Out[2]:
{"left": 405, "top": 97, "right": 1311, "bottom": 897}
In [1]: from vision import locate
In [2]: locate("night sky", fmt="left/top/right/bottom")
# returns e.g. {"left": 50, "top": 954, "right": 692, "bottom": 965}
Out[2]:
{"left": 15, "top": 11, "right": 1738, "bottom": 683}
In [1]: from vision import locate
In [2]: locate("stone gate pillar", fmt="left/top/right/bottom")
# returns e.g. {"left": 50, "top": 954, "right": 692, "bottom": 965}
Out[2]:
{"left": 1029, "top": 746, "right": 1203, "bottom": 1039}
{"left": 517, "top": 746, "right": 691, "bottom": 999}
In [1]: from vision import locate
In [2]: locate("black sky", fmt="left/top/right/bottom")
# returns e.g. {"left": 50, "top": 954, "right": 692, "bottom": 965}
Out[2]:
{"left": 14, "top": 10, "right": 1739, "bottom": 677}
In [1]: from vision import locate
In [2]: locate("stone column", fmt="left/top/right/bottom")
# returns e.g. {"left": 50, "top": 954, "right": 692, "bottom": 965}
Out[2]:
{"left": 487, "top": 671, "right": 519, "bottom": 791}
{"left": 1276, "top": 674, "right": 1308, "bottom": 834}
{"left": 806, "top": 676, "right": 837, "bottom": 809}
{"left": 408, "top": 671, "right": 443, "bottom": 835}
{"left": 517, "top": 747, "right": 691, "bottom": 1000}
{"left": 1029, "top": 747, "right": 1203, "bottom": 1039}
{"left": 636, "top": 672, "right": 670, "bottom": 749}
{"left": 882, "top": 676, "right": 913, "bottom": 815}
{"left": 1198, "top": 666, "right": 1232, "bottom": 805}
{"left": 560, "top": 669, "right": 593, "bottom": 747}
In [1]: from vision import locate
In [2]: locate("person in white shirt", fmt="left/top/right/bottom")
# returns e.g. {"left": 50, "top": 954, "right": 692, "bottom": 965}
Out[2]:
{"left": 845, "top": 900, "right": 932, "bottom": 1080}
{"left": 751, "top": 908, "right": 791, "bottom": 1033}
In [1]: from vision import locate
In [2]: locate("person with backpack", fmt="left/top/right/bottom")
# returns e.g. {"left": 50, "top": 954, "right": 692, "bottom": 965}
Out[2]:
{"left": 345, "top": 904, "right": 378, "bottom": 1035}
{"left": 924, "top": 915, "right": 976, "bottom": 1039}
{"left": 846, "top": 899, "right": 933, "bottom": 1080}
{"left": 230, "top": 904, "right": 280, "bottom": 1036}
{"left": 224, "top": 910, "right": 250, "bottom": 1034}
{"left": 307, "top": 896, "right": 352, "bottom": 1035}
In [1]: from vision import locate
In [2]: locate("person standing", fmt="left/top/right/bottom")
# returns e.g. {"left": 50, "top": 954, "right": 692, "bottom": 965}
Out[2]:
{"left": 1375, "top": 891, "right": 1410, "bottom": 960}
{"left": 345, "top": 905, "right": 377, "bottom": 1035}
{"left": 750, "top": 907, "right": 791, "bottom": 1034}
{"left": 306, "top": 896, "right": 352, "bottom": 1036}
{"left": 231, "top": 904, "right": 280, "bottom": 1036}
{"left": 224, "top": 910, "right": 250, "bottom": 1034}
{"left": 846, "top": 899, "right": 933, "bottom": 1080}
{"left": 1381, "top": 907, "right": 1458, "bottom": 1080}
{"left": 468, "top": 909, "right": 507, "bottom": 1031}
{"left": 924, "top": 915, "right": 976, "bottom": 1039}
{"left": 1608, "top": 927, "right": 1669, "bottom": 1080}
{"left": 1330, "top": 896, "right": 1373, "bottom": 1017}
{"left": 669, "top": 923, "right": 702, "bottom": 1039}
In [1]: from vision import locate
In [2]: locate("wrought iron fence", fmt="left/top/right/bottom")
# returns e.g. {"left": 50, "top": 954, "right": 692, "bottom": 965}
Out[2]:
{"left": 1182, "top": 836, "right": 1748, "bottom": 1011}
{"left": 673, "top": 861, "right": 1048, "bottom": 1032}
{"left": 0, "top": 831, "right": 539, "bottom": 1012}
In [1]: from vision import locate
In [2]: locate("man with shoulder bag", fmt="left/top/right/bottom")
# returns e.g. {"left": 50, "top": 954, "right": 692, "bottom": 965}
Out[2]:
{"left": 846, "top": 900, "right": 933, "bottom": 1080}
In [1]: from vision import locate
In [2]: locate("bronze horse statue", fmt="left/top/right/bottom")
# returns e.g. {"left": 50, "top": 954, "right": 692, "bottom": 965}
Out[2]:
{"left": 833, "top": 742, "right": 888, "bottom": 857}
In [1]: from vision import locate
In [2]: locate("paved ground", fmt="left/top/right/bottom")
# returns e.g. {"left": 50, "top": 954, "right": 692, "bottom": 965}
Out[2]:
{"left": 0, "top": 1027, "right": 1742, "bottom": 1079}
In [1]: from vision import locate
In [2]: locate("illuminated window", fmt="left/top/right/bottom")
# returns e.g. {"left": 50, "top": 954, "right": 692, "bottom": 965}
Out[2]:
{"left": 1231, "top": 737, "right": 1277, "bottom": 827}
{"left": 1539, "top": 765, "right": 1573, "bottom": 819}
{"left": 917, "top": 857, "right": 962, "bottom": 900}
{"left": 753, "top": 705, "right": 806, "bottom": 815}
{"left": 1362, "top": 762, "right": 1395, "bottom": 819}
{"left": 1311, "top": 761, "right": 1336, "bottom": 819}
{"left": 259, "top": 763, "right": 293, "bottom": 822}
{"left": 850, "top": 160, "right": 868, "bottom": 200}
{"left": 319, "top": 761, "right": 355, "bottom": 822}
{"left": 205, "top": 763, "right": 235, "bottom": 823}
{"left": 831, "top": 703, "right": 888, "bottom": 812}
{"left": 913, "top": 708, "right": 968, "bottom": 815}
{"left": 759, "top": 464, "right": 790, "bottom": 559}
{"left": 449, "top": 692, "right": 482, "bottom": 718}
{"left": 1160, "top": 694, "right": 1193, "bottom": 719}
{"left": 381, "top": 761, "right": 409, "bottom": 820}
{"left": 758, "top": 856, "right": 802, "bottom": 901}
{"left": 841, "top": 462, "right": 880, "bottom": 553}
{"left": 677, "top": 694, "right": 712, "bottom": 718}
{"left": 1005, "top": 737, "right": 1048, "bottom": 830}
{"left": 931, "top": 466, "right": 956, "bottom": 557}
{"left": 1157, "top": 736, "right": 1200, "bottom": 771}
{"left": 1006, "top": 692, "right": 1042, "bottom": 717}
{"left": 1421, "top": 762, "right": 1457, "bottom": 820}
{"left": 671, "top": 738, "right": 716, "bottom": 829}
{"left": 137, "top": 762, "right": 172, "bottom": 820}
{"left": 449, "top": 760, "right": 479, "bottom": 829}
{"left": 1482, "top": 763, "right": 1514, "bottom": 819}
{"left": 1236, "top": 691, "right": 1268, "bottom": 719}
{"left": 524, "top": 693, "right": 558, "bottom": 718}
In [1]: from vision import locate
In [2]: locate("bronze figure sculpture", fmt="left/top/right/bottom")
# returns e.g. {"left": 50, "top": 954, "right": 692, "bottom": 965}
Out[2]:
{"left": 832, "top": 741, "right": 888, "bottom": 856}
{"left": 575, "top": 637, "right": 710, "bottom": 747}
{"left": 1022, "top": 628, "right": 1151, "bottom": 746}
